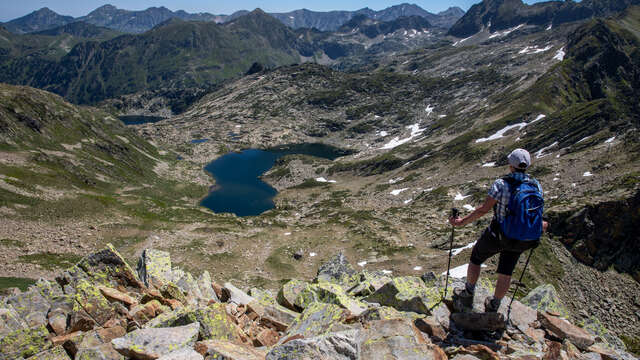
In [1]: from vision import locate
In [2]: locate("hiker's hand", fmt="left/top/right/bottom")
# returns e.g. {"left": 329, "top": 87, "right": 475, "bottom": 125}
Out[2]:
{"left": 543, "top": 220, "right": 549, "bottom": 233}
{"left": 449, "top": 217, "right": 464, "bottom": 227}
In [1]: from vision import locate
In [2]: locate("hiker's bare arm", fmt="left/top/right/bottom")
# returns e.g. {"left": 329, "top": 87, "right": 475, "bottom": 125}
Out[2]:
{"left": 543, "top": 220, "right": 549, "bottom": 232}
{"left": 449, "top": 196, "right": 497, "bottom": 226}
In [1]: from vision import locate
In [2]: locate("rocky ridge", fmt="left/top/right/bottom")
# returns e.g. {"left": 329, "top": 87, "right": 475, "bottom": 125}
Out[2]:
{"left": 1, "top": 245, "right": 636, "bottom": 359}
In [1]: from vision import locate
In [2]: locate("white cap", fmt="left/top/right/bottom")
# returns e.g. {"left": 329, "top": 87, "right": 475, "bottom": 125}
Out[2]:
{"left": 508, "top": 148, "right": 531, "bottom": 169}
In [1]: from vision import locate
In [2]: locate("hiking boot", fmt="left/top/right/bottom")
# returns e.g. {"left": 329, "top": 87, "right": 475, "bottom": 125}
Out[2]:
{"left": 484, "top": 296, "right": 502, "bottom": 313}
{"left": 452, "top": 287, "right": 474, "bottom": 312}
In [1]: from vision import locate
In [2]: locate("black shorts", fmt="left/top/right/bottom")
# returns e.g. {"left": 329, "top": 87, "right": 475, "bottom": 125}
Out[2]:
{"left": 469, "top": 220, "right": 539, "bottom": 275}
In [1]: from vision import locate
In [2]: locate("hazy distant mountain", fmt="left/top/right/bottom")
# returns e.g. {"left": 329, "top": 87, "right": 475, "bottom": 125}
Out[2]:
{"left": 270, "top": 3, "right": 464, "bottom": 31}
{"left": 337, "top": 15, "right": 432, "bottom": 38}
{"left": 77, "top": 4, "right": 220, "bottom": 33}
{"left": 34, "top": 21, "right": 121, "bottom": 40}
{"left": 3, "top": 3, "right": 464, "bottom": 35}
{"left": 3, "top": 7, "right": 74, "bottom": 34}
{"left": 449, "top": 0, "right": 640, "bottom": 37}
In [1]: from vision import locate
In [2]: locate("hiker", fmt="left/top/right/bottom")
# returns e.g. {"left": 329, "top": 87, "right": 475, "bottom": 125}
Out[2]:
{"left": 448, "top": 148, "right": 548, "bottom": 313}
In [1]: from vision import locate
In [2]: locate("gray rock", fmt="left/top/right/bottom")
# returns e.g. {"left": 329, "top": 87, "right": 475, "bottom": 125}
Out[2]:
{"left": 521, "top": 284, "right": 569, "bottom": 317}
{"left": 0, "top": 306, "right": 27, "bottom": 337}
{"left": 451, "top": 312, "right": 506, "bottom": 331}
{"left": 25, "top": 345, "right": 72, "bottom": 360}
{"left": 223, "top": 282, "right": 255, "bottom": 305}
{"left": 314, "top": 282, "right": 368, "bottom": 316}
{"left": 75, "top": 343, "right": 124, "bottom": 360}
{"left": 280, "top": 302, "right": 352, "bottom": 342}
{"left": 195, "top": 340, "right": 267, "bottom": 360}
{"left": 316, "top": 253, "right": 359, "bottom": 288}
{"left": 157, "top": 347, "right": 204, "bottom": 360}
{"left": 267, "top": 329, "right": 360, "bottom": 360}
{"left": 137, "top": 248, "right": 173, "bottom": 288}
{"left": 363, "top": 277, "right": 440, "bottom": 315}
{"left": 360, "top": 319, "right": 440, "bottom": 360}
{"left": 196, "top": 271, "right": 219, "bottom": 303}
{"left": 451, "top": 356, "right": 481, "bottom": 360}
{"left": 112, "top": 322, "right": 200, "bottom": 359}
{"left": 5, "top": 288, "right": 51, "bottom": 328}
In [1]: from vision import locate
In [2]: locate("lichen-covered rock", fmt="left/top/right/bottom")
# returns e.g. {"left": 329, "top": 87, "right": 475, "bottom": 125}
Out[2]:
{"left": 137, "top": 249, "right": 173, "bottom": 288}
{"left": 280, "top": 302, "right": 352, "bottom": 342}
{"left": 316, "top": 253, "right": 360, "bottom": 289}
{"left": 25, "top": 345, "right": 71, "bottom": 360}
{"left": 223, "top": 282, "right": 255, "bottom": 306}
{"left": 47, "top": 295, "right": 74, "bottom": 335}
{"left": 0, "top": 325, "right": 51, "bottom": 359}
{"left": 112, "top": 322, "right": 200, "bottom": 359}
{"left": 360, "top": 319, "right": 440, "bottom": 360}
{"left": 145, "top": 303, "right": 240, "bottom": 342}
{"left": 196, "top": 271, "right": 219, "bottom": 303}
{"left": 0, "top": 306, "right": 27, "bottom": 337}
{"left": 176, "top": 272, "right": 203, "bottom": 304}
{"left": 580, "top": 317, "right": 628, "bottom": 353}
{"left": 277, "top": 279, "right": 317, "bottom": 311}
{"left": 538, "top": 312, "right": 595, "bottom": 351}
{"left": 356, "top": 306, "right": 418, "bottom": 323}
{"left": 266, "top": 329, "right": 360, "bottom": 360}
{"left": 5, "top": 288, "right": 50, "bottom": 328}
{"left": 76, "top": 244, "right": 144, "bottom": 291}
{"left": 157, "top": 347, "right": 204, "bottom": 360}
{"left": 347, "top": 271, "right": 391, "bottom": 297}
{"left": 247, "top": 299, "right": 299, "bottom": 331}
{"left": 195, "top": 339, "right": 267, "bottom": 360}
{"left": 363, "top": 277, "right": 440, "bottom": 315}
{"left": 521, "top": 284, "right": 569, "bottom": 317}
{"left": 73, "top": 280, "right": 116, "bottom": 327}
{"left": 75, "top": 343, "right": 124, "bottom": 360}
{"left": 314, "top": 282, "right": 368, "bottom": 316}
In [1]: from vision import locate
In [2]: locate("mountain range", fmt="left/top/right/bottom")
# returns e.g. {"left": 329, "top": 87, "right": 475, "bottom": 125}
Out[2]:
{"left": 1, "top": 3, "right": 465, "bottom": 34}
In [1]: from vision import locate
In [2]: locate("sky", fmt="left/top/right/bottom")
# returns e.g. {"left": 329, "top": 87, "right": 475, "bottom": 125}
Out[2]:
{"left": 0, "top": 0, "right": 549, "bottom": 22}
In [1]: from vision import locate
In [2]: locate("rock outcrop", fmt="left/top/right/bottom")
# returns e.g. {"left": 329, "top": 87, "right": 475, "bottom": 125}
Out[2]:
{"left": 0, "top": 244, "right": 636, "bottom": 360}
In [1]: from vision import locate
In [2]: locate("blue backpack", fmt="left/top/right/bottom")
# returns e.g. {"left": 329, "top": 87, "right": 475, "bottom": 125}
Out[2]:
{"left": 500, "top": 176, "right": 544, "bottom": 241}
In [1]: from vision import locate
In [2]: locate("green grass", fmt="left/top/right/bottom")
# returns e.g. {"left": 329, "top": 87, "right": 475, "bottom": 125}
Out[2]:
{"left": 0, "top": 238, "right": 25, "bottom": 248}
{"left": 19, "top": 252, "right": 83, "bottom": 271}
{"left": 0, "top": 277, "right": 37, "bottom": 291}
{"left": 621, "top": 335, "right": 640, "bottom": 356}
{"left": 291, "top": 179, "right": 329, "bottom": 189}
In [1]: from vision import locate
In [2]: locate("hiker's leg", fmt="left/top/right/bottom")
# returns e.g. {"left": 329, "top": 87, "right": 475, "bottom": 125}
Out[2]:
{"left": 466, "top": 262, "right": 481, "bottom": 285}
{"left": 495, "top": 251, "right": 523, "bottom": 299}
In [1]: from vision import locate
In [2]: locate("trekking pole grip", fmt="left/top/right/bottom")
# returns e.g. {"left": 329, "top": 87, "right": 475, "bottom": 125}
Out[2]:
{"left": 451, "top": 208, "right": 459, "bottom": 219}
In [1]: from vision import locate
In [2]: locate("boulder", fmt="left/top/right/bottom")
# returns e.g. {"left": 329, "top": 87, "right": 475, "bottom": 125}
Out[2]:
{"left": 537, "top": 312, "right": 595, "bottom": 351}
{"left": 451, "top": 312, "right": 506, "bottom": 331}
{"left": 266, "top": 329, "right": 360, "bottom": 360}
{"left": 521, "top": 284, "right": 569, "bottom": 318}
{"left": 5, "top": 288, "right": 50, "bottom": 328}
{"left": 75, "top": 244, "right": 144, "bottom": 291}
{"left": 280, "top": 302, "right": 352, "bottom": 342}
{"left": 75, "top": 343, "right": 124, "bottom": 360}
{"left": 196, "top": 271, "right": 219, "bottom": 303}
{"left": 99, "top": 286, "right": 138, "bottom": 307}
{"left": 145, "top": 303, "right": 241, "bottom": 342}
{"left": 363, "top": 276, "right": 440, "bottom": 315}
{"left": 223, "top": 282, "right": 256, "bottom": 306}
{"left": 112, "top": 322, "right": 200, "bottom": 359}
{"left": 25, "top": 345, "right": 71, "bottom": 360}
{"left": 347, "top": 271, "right": 391, "bottom": 297}
{"left": 580, "top": 317, "right": 628, "bottom": 353}
{"left": 359, "top": 319, "right": 442, "bottom": 360}
{"left": 0, "top": 306, "right": 27, "bottom": 337}
{"left": 314, "top": 281, "right": 368, "bottom": 316}
{"left": 415, "top": 317, "right": 447, "bottom": 341}
{"left": 137, "top": 249, "right": 173, "bottom": 288}
{"left": 47, "top": 296, "right": 75, "bottom": 335}
{"left": 73, "top": 279, "right": 117, "bottom": 326}
{"left": 357, "top": 306, "right": 419, "bottom": 322}
{"left": 157, "top": 347, "right": 204, "bottom": 360}
{"left": 247, "top": 300, "right": 299, "bottom": 331}
{"left": 0, "top": 324, "right": 51, "bottom": 359}
{"left": 316, "top": 253, "right": 360, "bottom": 289}
{"left": 194, "top": 339, "right": 268, "bottom": 360}
{"left": 277, "top": 279, "right": 317, "bottom": 311}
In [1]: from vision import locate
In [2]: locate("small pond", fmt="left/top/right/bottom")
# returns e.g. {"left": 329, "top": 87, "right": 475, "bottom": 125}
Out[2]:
{"left": 119, "top": 115, "right": 165, "bottom": 125}
{"left": 200, "top": 143, "right": 351, "bottom": 217}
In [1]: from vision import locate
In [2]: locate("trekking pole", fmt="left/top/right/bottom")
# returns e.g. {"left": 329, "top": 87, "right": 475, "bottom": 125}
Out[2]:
{"left": 507, "top": 246, "right": 535, "bottom": 324}
{"left": 443, "top": 207, "right": 459, "bottom": 301}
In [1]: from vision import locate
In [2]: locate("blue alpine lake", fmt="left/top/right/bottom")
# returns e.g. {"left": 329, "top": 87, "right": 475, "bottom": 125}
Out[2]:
{"left": 119, "top": 115, "right": 165, "bottom": 125}
{"left": 200, "top": 143, "right": 351, "bottom": 217}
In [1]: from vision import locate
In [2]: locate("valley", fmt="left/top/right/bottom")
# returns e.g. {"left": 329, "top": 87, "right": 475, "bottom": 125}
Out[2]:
{"left": 0, "top": 0, "right": 639, "bottom": 356}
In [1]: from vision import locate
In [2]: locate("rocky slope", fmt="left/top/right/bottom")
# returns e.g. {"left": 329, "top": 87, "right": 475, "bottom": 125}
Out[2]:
{"left": 0, "top": 246, "right": 636, "bottom": 359}
{"left": 2, "top": 8, "right": 74, "bottom": 34}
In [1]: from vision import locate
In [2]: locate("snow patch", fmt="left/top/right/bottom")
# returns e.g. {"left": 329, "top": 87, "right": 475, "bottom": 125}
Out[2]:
{"left": 553, "top": 47, "right": 565, "bottom": 61}
{"left": 413, "top": 266, "right": 423, "bottom": 271}
{"left": 309, "top": 252, "right": 317, "bottom": 257}
{"left": 476, "top": 122, "right": 527, "bottom": 143}
{"left": 482, "top": 162, "right": 496, "bottom": 167}
{"left": 583, "top": 172, "right": 593, "bottom": 177}
{"left": 425, "top": 105, "right": 434, "bottom": 115}
{"left": 519, "top": 45, "right": 553, "bottom": 55}
{"left": 284, "top": 232, "right": 292, "bottom": 236}
{"left": 377, "top": 130, "right": 388, "bottom": 137}
{"left": 531, "top": 114, "right": 546, "bottom": 124}
{"left": 388, "top": 177, "right": 403, "bottom": 184}
{"left": 381, "top": 123, "right": 425, "bottom": 149}
{"left": 535, "top": 142, "right": 558, "bottom": 158}
{"left": 453, "top": 35, "right": 474, "bottom": 46}
{"left": 357, "top": 261, "right": 367, "bottom": 267}
{"left": 605, "top": 136, "right": 616, "bottom": 144}
{"left": 316, "top": 177, "right": 337, "bottom": 183}
{"left": 443, "top": 263, "right": 487, "bottom": 278}
{"left": 454, "top": 192, "right": 470, "bottom": 201}
{"left": 488, "top": 24, "right": 524, "bottom": 39}
{"left": 382, "top": 270, "right": 393, "bottom": 275}
{"left": 452, "top": 241, "right": 477, "bottom": 256}
{"left": 404, "top": 199, "right": 413, "bottom": 204}
{"left": 463, "top": 204, "right": 476, "bottom": 212}
{"left": 390, "top": 188, "right": 409, "bottom": 196}
{"left": 577, "top": 136, "right": 591, "bottom": 144}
